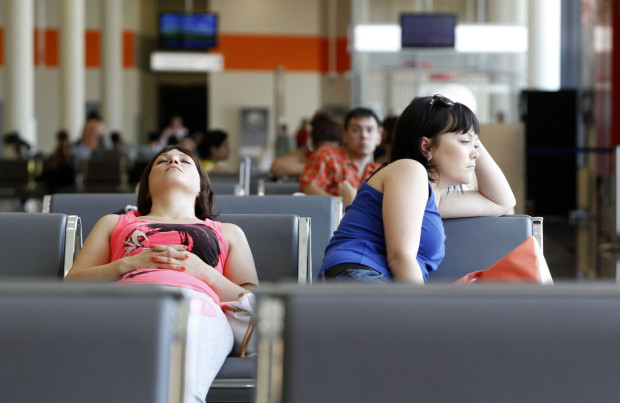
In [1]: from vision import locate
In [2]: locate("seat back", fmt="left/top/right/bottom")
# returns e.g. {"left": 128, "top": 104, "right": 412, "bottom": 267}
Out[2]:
{"left": 257, "top": 179, "right": 300, "bottom": 195}
{"left": 256, "top": 283, "right": 620, "bottom": 403}
{"left": 0, "top": 158, "right": 42, "bottom": 198}
{"left": 0, "top": 212, "right": 80, "bottom": 278}
{"left": 217, "top": 214, "right": 310, "bottom": 283}
{"left": 82, "top": 154, "right": 130, "bottom": 192}
{"left": 0, "top": 281, "right": 194, "bottom": 403}
{"left": 43, "top": 193, "right": 138, "bottom": 237}
{"left": 43, "top": 194, "right": 309, "bottom": 283}
{"left": 214, "top": 195, "right": 343, "bottom": 279}
{"left": 430, "top": 215, "right": 542, "bottom": 282}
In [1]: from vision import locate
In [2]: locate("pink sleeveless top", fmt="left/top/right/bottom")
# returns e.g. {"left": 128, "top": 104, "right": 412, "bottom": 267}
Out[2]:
{"left": 112, "top": 210, "right": 227, "bottom": 305}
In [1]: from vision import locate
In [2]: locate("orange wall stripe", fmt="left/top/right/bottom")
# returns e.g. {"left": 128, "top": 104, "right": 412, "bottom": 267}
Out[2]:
{"left": 123, "top": 31, "right": 135, "bottom": 69}
{"left": 85, "top": 30, "right": 101, "bottom": 68}
{"left": 33, "top": 29, "right": 59, "bottom": 66}
{"left": 318, "top": 37, "right": 350, "bottom": 73}
{"left": 214, "top": 34, "right": 350, "bottom": 73}
{"left": 0, "top": 29, "right": 343, "bottom": 73}
{"left": 46, "top": 30, "right": 60, "bottom": 66}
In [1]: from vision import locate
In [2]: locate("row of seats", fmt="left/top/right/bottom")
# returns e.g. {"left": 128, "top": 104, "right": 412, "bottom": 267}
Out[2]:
{"left": 9, "top": 280, "right": 615, "bottom": 403}
{"left": 0, "top": 156, "right": 265, "bottom": 197}
{"left": 42, "top": 192, "right": 344, "bottom": 280}
{"left": 0, "top": 281, "right": 191, "bottom": 403}
{"left": 254, "top": 282, "right": 620, "bottom": 403}
{"left": 2, "top": 194, "right": 543, "bottom": 402}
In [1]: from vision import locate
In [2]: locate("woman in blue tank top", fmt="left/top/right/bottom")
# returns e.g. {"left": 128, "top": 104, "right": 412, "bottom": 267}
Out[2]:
{"left": 320, "top": 95, "right": 516, "bottom": 283}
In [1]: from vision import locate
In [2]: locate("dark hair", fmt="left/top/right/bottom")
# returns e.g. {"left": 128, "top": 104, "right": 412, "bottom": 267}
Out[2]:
{"left": 57, "top": 130, "right": 69, "bottom": 141}
{"left": 382, "top": 115, "right": 399, "bottom": 145}
{"left": 86, "top": 111, "right": 102, "bottom": 121}
{"left": 311, "top": 119, "right": 343, "bottom": 145}
{"left": 111, "top": 132, "right": 122, "bottom": 145}
{"left": 390, "top": 96, "right": 480, "bottom": 182}
{"left": 147, "top": 131, "right": 160, "bottom": 142}
{"left": 198, "top": 129, "right": 228, "bottom": 159}
{"left": 137, "top": 145, "right": 216, "bottom": 220}
{"left": 344, "top": 107, "right": 382, "bottom": 130}
{"left": 310, "top": 110, "right": 332, "bottom": 128}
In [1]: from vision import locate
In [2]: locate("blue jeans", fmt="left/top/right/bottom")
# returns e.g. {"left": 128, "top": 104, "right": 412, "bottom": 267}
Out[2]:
{"left": 322, "top": 264, "right": 390, "bottom": 284}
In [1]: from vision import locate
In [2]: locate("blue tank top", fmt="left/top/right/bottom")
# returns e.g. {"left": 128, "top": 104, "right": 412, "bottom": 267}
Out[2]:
{"left": 319, "top": 181, "right": 445, "bottom": 281}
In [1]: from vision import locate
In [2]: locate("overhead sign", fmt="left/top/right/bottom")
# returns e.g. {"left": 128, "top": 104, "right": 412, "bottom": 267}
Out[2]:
{"left": 150, "top": 52, "right": 224, "bottom": 72}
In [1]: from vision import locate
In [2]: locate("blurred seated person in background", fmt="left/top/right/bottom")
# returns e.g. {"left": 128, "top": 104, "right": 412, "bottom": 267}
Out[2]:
{"left": 137, "top": 131, "right": 162, "bottom": 160}
{"left": 295, "top": 118, "right": 310, "bottom": 148}
{"left": 180, "top": 131, "right": 202, "bottom": 157}
{"left": 3, "top": 131, "right": 33, "bottom": 159}
{"left": 42, "top": 129, "right": 76, "bottom": 193}
{"left": 270, "top": 112, "right": 342, "bottom": 178}
{"left": 92, "top": 131, "right": 134, "bottom": 162}
{"left": 198, "top": 129, "right": 230, "bottom": 173}
{"left": 299, "top": 107, "right": 383, "bottom": 207}
{"left": 159, "top": 115, "right": 189, "bottom": 147}
{"left": 74, "top": 111, "right": 106, "bottom": 173}
{"left": 65, "top": 145, "right": 259, "bottom": 400}
{"left": 374, "top": 114, "right": 399, "bottom": 164}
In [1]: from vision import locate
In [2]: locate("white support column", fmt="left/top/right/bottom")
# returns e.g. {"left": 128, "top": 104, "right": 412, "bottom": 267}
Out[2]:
{"left": 102, "top": 0, "right": 122, "bottom": 132}
{"left": 528, "top": 0, "right": 561, "bottom": 90}
{"left": 5, "top": 0, "right": 36, "bottom": 151}
{"left": 60, "top": 0, "right": 85, "bottom": 142}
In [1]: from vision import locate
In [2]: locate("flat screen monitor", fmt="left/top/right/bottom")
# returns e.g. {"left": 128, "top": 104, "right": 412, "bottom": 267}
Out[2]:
{"left": 158, "top": 12, "right": 218, "bottom": 50}
{"left": 400, "top": 13, "right": 456, "bottom": 48}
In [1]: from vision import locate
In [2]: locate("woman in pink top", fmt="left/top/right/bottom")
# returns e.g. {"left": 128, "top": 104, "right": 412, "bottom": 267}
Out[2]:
{"left": 66, "top": 145, "right": 258, "bottom": 402}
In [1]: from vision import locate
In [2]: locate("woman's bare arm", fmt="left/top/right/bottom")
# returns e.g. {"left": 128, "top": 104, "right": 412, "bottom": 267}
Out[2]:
{"left": 375, "top": 160, "right": 429, "bottom": 283}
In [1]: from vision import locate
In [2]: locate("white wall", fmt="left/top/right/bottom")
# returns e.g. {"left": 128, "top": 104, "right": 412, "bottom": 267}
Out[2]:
{"left": 208, "top": 0, "right": 349, "bottom": 171}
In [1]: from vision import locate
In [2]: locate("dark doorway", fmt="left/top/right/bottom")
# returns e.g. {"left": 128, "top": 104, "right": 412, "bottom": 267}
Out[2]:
{"left": 158, "top": 85, "right": 208, "bottom": 134}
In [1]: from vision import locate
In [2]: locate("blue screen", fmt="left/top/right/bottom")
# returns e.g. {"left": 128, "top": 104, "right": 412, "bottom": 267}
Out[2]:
{"left": 159, "top": 13, "right": 218, "bottom": 50}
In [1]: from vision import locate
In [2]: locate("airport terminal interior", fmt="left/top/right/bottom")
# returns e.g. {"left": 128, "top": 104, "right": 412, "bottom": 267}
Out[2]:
{"left": 1, "top": 0, "right": 619, "bottom": 401}
{"left": 1, "top": 0, "right": 614, "bottom": 281}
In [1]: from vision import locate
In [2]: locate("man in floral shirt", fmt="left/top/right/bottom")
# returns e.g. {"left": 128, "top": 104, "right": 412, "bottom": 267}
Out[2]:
{"left": 300, "top": 107, "right": 383, "bottom": 208}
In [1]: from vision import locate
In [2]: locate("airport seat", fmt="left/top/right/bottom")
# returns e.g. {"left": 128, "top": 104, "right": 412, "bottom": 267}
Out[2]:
{"left": 0, "top": 281, "right": 195, "bottom": 403}
{"left": 45, "top": 193, "right": 342, "bottom": 281}
{"left": 43, "top": 193, "right": 138, "bottom": 237}
{"left": 255, "top": 283, "right": 620, "bottom": 403}
{"left": 43, "top": 195, "right": 311, "bottom": 283}
{"left": 256, "top": 178, "right": 301, "bottom": 195}
{"left": 217, "top": 214, "right": 311, "bottom": 283}
{"left": 206, "top": 213, "right": 311, "bottom": 401}
{"left": 81, "top": 153, "right": 131, "bottom": 193}
{"left": 43, "top": 195, "right": 309, "bottom": 402}
{"left": 214, "top": 195, "right": 343, "bottom": 280}
{"left": 0, "top": 157, "right": 44, "bottom": 201}
{"left": 0, "top": 212, "right": 80, "bottom": 278}
{"left": 431, "top": 214, "right": 543, "bottom": 282}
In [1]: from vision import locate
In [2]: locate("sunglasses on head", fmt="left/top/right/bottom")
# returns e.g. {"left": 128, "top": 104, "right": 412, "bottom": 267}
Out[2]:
{"left": 427, "top": 94, "right": 455, "bottom": 111}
